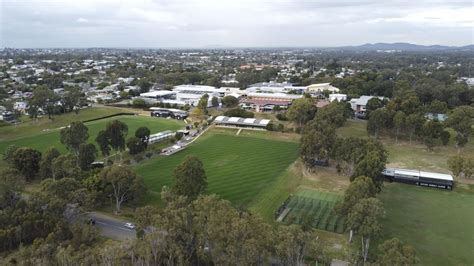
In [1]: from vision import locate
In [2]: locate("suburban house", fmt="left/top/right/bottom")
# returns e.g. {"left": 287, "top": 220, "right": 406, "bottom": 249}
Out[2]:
{"left": 350, "top": 95, "right": 386, "bottom": 113}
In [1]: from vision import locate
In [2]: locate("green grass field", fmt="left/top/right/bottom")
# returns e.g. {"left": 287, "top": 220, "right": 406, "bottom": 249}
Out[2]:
{"left": 378, "top": 183, "right": 474, "bottom": 266}
{"left": 134, "top": 130, "right": 299, "bottom": 205}
{"left": 281, "top": 189, "right": 344, "bottom": 233}
{"left": 0, "top": 115, "right": 184, "bottom": 155}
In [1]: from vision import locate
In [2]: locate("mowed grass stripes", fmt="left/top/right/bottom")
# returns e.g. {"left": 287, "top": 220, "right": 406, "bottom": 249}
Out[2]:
{"left": 135, "top": 132, "right": 299, "bottom": 206}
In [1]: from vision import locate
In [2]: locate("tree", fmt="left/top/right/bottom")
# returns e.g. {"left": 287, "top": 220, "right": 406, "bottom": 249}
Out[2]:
{"left": 60, "top": 122, "right": 89, "bottom": 155}
{"left": 420, "top": 120, "right": 444, "bottom": 150}
{"left": 286, "top": 97, "right": 316, "bottom": 128}
{"left": 314, "top": 101, "right": 350, "bottom": 127}
{"left": 62, "top": 86, "right": 83, "bottom": 113}
{"left": 300, "top": 119, "right": 336, "bottom": 166}
{"left": 405, "top": 113, "right": 424, "bottom": 144}
{"left": 197, "top": 94, "right": 209, "bottom": 113}
{"left": 12, "top": 147, "right": 42, "bottom": 181}
{"left": 28, "top": 86, "right": 56, "bottom": 119}
{"left": 138, "top": 79, "right": 152, "bottom": 93}
{"left": 3, "top": 144, "right": 19, "bottom": 164}
{"left": 135, "top": 127, "right": 151, "bottom": 148}
{"left": 172, "top": 156, "right": 207, "bottom": 201}
{"left": 345, "top": 198, "right": 385, "bottom": 262}
{"left": 365, "top": 97, "right": 384, "bottom": 118}
{"left": 367, "top": 108, "right": 389, "bottom": 139}
{"left": 52, "top": 154, "right": 81, "bottom": 180}
{"left": 223, "top": 108, "right": 254, "bottom": 118}
{"left": 274, "top": 225, "right": 320, "bottom": 266}
{"left": 377, "top": 238, "right": 419, "bottom": 265}
{"left": 95, "top": 130, "right": 110, "bottom": 157}
{"left": 0, "top": 167, "right": 24, "bottom": 208}
{"left": 353, "top": 140, "right": 387, "bottom": 190}
{"left": 221, "top": 95, "right": 239, "bottom": 107}
{"left": 127, "top": 136, "right": 145, "bottom": 155}
{"left": 446, "top": 106, "right": 474, "bottom": 153}
{"left": 39, "top": 147, "right": 61, "bottom": 179}
{"left": 393, "top": 111, "right": 406, "bottom": 143}
{"left": 78, "top": 143, "right": 97, "bottom": 171}
{"left": 336, "top": 176, "right": 377, "bottom": 219}
{"left": 211, "top": 96, "right": 219, "bottom": 107}
{"left": 100, "top": 165, "right": 145, "bottom": 213}
{"left": 105, "top": 120, "right": 128, "bottom": 156}
{"left": 428, "top": 100, "right": 448, "bottom": 115}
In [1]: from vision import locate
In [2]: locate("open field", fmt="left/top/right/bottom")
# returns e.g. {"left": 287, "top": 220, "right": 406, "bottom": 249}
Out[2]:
{"left": 280, "top": 189, "right": 344, "bottom": 233}
{"left": 134, "top": 128, "right": 299, "bottom": 205}
{"left": 0, "top": 114, "right": 184, "bottom": 155}
{"left": 0, "top": 106, "right": 139, "bottom": 141}
{"left": 378, "top": 183, "right": 474, "bottom": 266}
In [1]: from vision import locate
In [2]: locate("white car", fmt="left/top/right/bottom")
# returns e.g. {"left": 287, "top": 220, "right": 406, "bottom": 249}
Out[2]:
{"left": 124, "top": 222, "right": 136, "bottom": 229}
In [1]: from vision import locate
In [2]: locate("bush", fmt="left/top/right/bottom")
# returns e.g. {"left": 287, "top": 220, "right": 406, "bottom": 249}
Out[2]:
{"left": 134, "top": 154, "right": 144, "bottom": 163}
{"left": 145, "top": 152, "right": 153, "bottom": 159}
{"left": 123, "top": 159, "right": 131, "bottom": 165}
{"left": 277, "top": 123, "right": 284, "bottom": 132}
{"left": 276, "top": 113, "right": 288, "bottom": 121}
{"left": 223, "top": 108, "right": 254, "bottom": 118}
{"left": 132, "top": 99, "right": 146, "bottom": 108}
{"left": 221, "top": 96, "right": 239, "bottom": 107}
{"left": 265, "top": 123, "right": 275, "bottom": 131}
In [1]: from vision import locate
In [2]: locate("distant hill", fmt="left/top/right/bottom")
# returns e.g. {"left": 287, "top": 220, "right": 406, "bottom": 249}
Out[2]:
{"left": 336, "top": 42, "right": 473, "bottom": 51}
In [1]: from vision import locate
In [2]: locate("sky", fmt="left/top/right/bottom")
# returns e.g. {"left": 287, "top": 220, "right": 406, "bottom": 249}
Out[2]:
{"left": 1, "top": 0, "right": 473, "bottom": 48}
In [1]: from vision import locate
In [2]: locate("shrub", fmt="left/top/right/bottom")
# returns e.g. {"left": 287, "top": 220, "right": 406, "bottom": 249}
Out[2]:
{"left": 276, "top": 113, "right": 288, "bottom": 121}
{"left": 277, "top": 123, "right": 284, "bottom": 132}
{"left": 134, "top": 154, "right": 144, "bottom": 163}
{"left": 145, "top": 152, "right": 153, "bottom": 159}
{"left": 221, "top": 96, "right": 239, "bottom": 107}
{"left": 132, "top": 99, "right": 146, "bottom": 108}
{"left": 265, "top": 123, "right": 275, "bottom": 131}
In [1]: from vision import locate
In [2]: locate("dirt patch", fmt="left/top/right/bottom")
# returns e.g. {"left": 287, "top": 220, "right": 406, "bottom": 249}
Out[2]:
{"left": 291, "top": 161, "right": 350, "bottom": 194}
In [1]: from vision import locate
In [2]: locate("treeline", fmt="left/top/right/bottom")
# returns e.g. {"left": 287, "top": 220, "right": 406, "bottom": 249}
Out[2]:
{"left": 366, "top": 93, "right": 474, "bottom": 151}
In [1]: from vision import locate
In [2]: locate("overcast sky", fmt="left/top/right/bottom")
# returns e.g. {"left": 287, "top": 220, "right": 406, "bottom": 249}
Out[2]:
{"left": 1, "top": 0, "right": 473, "bottom": 48}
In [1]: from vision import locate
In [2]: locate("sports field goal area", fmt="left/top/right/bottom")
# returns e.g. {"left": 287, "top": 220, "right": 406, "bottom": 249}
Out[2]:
{"left": 276, "top": 189, "right": 345, "bottom": 233}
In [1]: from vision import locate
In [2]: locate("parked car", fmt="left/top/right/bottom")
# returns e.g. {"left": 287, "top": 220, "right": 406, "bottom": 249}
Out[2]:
{"left": 124, "top": 222, "right": 136, "bottom": 229}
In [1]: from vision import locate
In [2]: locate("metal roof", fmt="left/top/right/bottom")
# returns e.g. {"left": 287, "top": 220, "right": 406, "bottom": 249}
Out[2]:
{"left": 384, "top": 168, "right": 453, "bottom": 181}
{"left": 214, "top": 116, "right": 270, "bottom": 127}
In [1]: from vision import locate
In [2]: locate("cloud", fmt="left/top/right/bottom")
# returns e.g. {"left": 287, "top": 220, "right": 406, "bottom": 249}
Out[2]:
{"left": 76, "top": 18, "right": 89, "bottom": 23}
{"left": 0, "top": 0, "right": 472, "bottom": 47}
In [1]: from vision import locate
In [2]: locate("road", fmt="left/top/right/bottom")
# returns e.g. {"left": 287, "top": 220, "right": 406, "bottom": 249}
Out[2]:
{"left": 85, "top": 212, "right": 136, "bottom": 240}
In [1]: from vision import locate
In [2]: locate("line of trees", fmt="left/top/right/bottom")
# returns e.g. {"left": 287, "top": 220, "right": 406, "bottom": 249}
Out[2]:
{"left": 366, "top": 94, "right": 473, "bottom": 152}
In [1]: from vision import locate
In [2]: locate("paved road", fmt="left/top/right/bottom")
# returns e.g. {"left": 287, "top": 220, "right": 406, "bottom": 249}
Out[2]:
{"left": 85, "top": 212, "right": 136, "bottom": 240}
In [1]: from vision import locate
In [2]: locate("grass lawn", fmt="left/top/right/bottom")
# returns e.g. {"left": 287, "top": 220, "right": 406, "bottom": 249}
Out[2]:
{"left": 378, "top": 183, "right": 474, "bottom": 266}
{"left": 0, "top": 106, "right": 138, "bottom": 141}
{"left": 134, "top": 128, "right": 299, "bottom": 206}
{"left": 0, "top": 115, "right": 184, "bottom": 155}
